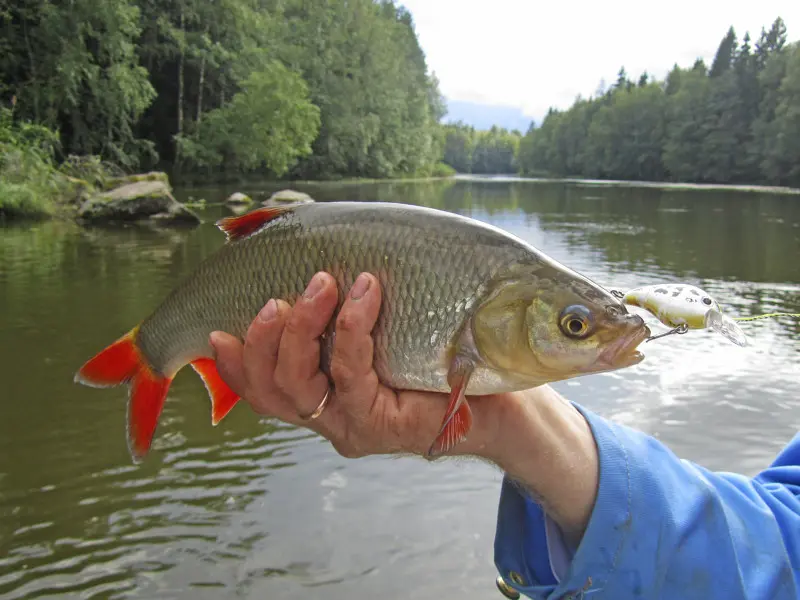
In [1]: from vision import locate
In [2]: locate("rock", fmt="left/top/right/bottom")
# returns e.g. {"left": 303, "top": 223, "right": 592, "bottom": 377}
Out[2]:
{"left": 227, "top": 204, "right": 251, "bottom": 216}
{"left": 225, "top": 192, "right": 253, "bottom": 205}
{"left": 102, "top": 171, "right": 170, "bottom": 190}
{"left": 78, "top": 180, "right": 200, "bottom": 225}
{"left": 62, "top": 176, "right": 93, "bottom": 206}
{"left": 263, "top": 189, "right": 314, "bottom": 206}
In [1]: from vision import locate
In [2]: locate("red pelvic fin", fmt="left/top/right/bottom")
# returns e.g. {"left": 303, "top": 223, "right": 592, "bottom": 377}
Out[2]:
{"left": 427, "top": 357, "right": 475, "bottom": 457}
{"left": 190, "top": 358, "right": 240, "bottom": 425}
{"left": 216, "top": 206, "right": 291, "bottom": 241}
{"left": 428, "top": 401, "right": 473, "bottom": 457}
{"left": 75, "top": 326, "right": 173, "bottom": 462}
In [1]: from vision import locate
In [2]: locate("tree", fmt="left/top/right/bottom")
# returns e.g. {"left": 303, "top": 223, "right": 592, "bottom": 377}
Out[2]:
{"left": 175, "top": 61, "right": 320, "bottom": 176}
{"left": 710, "top": 26, "right": 738, "bottom": 78}
{"left": 516, "top": 17, "right": 797, "bottom": 187}
{"left": 442, "top": 123, "right": 476, "bottom": 173}
{"left": 1, "top": 0, "right": 156, "bottom": 166}
{"left": 762, "top": 44, "right": 800, "bottom": 185}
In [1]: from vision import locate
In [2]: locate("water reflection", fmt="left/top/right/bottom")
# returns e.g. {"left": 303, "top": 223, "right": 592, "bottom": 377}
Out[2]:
{"left": 1, "top": 178, "right": 799, "bottom": 598}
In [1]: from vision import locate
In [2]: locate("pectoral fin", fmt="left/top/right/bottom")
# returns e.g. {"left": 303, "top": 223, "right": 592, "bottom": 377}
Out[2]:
{"left": 427, "top": 356, "right": 475, "bottom": 457}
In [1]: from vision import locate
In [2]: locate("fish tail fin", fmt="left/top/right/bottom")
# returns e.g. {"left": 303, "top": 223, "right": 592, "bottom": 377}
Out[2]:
{"left": 75, "top": 326, "right": 173, "bottom": 462}
{"left": 190, "top": 358, "right": 240, "bottom": 425}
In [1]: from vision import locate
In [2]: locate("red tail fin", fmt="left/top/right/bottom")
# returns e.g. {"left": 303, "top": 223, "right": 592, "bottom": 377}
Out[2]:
{"left": 75, "top": 327, "right": 172, "bottom": 462}
{"left": 191, "top": 358, "right": 240, "bottom": 425}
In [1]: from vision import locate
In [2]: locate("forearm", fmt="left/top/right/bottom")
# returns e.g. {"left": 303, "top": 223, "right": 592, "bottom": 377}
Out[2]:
{"left": 471, "top": 386, "right": 599, "bottom": 547}
{"left": 487, "top": 397, "right": 800, "bottom": 600}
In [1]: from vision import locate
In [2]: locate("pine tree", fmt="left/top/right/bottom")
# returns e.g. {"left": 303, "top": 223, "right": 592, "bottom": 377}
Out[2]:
{"left": 710, "top": 27, "right": 738, "bottom": 78}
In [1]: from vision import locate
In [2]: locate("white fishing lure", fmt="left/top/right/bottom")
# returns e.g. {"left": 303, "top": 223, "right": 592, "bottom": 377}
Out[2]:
{"left": 623, "top": 284, "right": 748, "bottom": 347}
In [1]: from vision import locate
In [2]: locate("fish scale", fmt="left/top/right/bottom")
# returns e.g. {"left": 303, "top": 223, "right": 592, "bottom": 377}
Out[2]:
{"left": 136, "top": 203, "right": 513, "bottom": 392}
{"left": 76, "top": 201, "right": 649, "bottom": 462}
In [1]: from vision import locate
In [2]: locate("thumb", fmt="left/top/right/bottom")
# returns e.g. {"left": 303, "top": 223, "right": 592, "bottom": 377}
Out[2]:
{"left": 209, "top": 331, "right": 246, "bottom": 397}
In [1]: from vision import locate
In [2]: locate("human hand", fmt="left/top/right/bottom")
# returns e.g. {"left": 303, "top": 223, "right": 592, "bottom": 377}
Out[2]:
{"left": 208, "top": 271, "right": 509, "bottom": 459}
{"left": 210, "top": 270, "right": 600, "bottom": 542}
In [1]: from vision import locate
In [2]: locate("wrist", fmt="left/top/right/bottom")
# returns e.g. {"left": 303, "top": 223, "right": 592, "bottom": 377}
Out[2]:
{"left": 470, "top": 386, "right": 600, "bottom": 545}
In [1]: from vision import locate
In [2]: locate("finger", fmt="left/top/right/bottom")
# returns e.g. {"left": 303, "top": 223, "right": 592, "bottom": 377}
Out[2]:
{"left": 273, "top": 272, "right": 339, "bottom": 416}
{"left": 209, "top": 331, "right": 246, "bottom": 396}
{"left": 240, "top": 299, "right": 290, "bottom": 413}
{"left": 329, "top": 273, "right": 381, "bottom": 403}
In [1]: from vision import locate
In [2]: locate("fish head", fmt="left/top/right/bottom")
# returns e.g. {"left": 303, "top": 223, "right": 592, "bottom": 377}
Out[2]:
{"left": 523, "top": 284, "right": 650, "bottom": 377}
{"left": 472, "top": 268, "right": 651, "bottom": 385}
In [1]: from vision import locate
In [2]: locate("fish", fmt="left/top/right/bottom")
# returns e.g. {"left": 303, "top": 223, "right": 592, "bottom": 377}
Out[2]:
{"left": 75, "top": 201, "right": 651, "bottom": 462}
{"left": 623, "top": 283, "right": 747, "bottom": 346}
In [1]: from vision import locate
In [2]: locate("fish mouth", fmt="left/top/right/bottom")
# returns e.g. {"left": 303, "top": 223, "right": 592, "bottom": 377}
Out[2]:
{"left": 598, "top": 322, "right": 651, "bottom": 369}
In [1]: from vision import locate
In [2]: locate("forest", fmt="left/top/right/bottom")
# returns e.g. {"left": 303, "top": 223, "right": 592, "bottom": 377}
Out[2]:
{"left": 1, "top": 0, "right": 452, "bottom": 181}
{"left": 1, "top": 4, "right": 798, "bottom": 194}
{"left": 515, "top": 17, "right": 800, "bottom": 187}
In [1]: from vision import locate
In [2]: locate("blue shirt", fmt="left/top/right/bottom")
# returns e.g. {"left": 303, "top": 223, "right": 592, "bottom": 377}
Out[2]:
{"left": 493, "top": 404, "right": 800, "bottom": 599}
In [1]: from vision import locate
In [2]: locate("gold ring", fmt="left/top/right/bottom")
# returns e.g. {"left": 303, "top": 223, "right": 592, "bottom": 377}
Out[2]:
{"left": 304, "top": 386, "right": 331, "bottom": 421}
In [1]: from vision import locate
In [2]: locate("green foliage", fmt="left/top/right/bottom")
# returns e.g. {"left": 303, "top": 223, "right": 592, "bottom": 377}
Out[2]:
{"left": 175, "top": 62, "right": 320, "bottom": 176}
{"left": 431, "top": 162, "right": 457, "bottom": 178}
{"left": 1, "top": 0, "right": 156, "bottom": 167}
{"left": 275, "top": 0, "right": 444, "bottom": 179}
{"left": 0, "top": 108, "right": 63, "bottom": 218}
{"left": 5, "top": 2, "right": 795, "bottom": 188}
{"left": 0, "top": 108, "right": 119, "bottom": 218}
{"left": 442, "top": 123, "right": 521, "bottom": 174}
{"left": 517, "top": 17, "right": 800, "bottom": 186}
{"left": 765, "top": 44, "right": 800, "bottom": 185}
{"left": 2, "top": 0, "right": 445, "bottom": 182}
{"left": 442, "top": 123, "right": 476, "bottom": 173}
{"left": 472, "top": 127, "right": 521, "bottom": 174}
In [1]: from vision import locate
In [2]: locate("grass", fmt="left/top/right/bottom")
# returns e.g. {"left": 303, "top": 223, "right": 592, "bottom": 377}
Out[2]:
{"left": 0, "top": 109, "right": 71, "bottom": 219}
{"left": 0, "top": 109, "right": 127, "bottom": 220}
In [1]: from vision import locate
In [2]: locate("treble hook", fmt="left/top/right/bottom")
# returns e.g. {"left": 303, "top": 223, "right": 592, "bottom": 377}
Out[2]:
{"left": 646, "top": 323, "right": 689, "bottom": 343}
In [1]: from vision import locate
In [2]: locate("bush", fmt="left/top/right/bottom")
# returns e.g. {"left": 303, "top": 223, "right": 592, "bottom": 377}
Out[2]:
{"left": 0, "top": 109, "right": 113, "bottom": 219}
{"left": 431, "top": 162, "right": 457, "bottom": 178}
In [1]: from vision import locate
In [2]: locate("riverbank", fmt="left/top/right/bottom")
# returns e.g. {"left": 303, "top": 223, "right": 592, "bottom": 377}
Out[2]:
{"left": 455, "top": 174, "right": 800, "bottom": 196}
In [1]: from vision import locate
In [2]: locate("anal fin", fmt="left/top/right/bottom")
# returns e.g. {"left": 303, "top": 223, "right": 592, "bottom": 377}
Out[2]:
{"left": 191, "top": 358, "right": 240, "bottom": 425}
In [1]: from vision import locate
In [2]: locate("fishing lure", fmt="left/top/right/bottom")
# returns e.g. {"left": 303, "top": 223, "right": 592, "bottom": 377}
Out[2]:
{"left": 619, "top": 283, "right": 800, "bottom": 347}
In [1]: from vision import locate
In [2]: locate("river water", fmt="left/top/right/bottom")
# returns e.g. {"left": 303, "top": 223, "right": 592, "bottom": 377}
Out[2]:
{"left": 1, "top": 177, "right": 799, "bottom": 599}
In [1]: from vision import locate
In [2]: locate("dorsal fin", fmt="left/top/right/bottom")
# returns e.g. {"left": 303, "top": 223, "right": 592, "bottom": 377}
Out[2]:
{"left": 216, "top": 206, "right": 291, "bottom": 241}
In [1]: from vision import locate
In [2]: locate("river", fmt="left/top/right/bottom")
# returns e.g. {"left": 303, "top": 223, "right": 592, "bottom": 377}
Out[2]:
{"left": 1, "top": 177, "right": 799, "bottom": 599}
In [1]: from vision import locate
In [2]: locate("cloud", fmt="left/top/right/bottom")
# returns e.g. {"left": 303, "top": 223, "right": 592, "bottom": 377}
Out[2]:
{"left": 399, "top": 0, "right": 799, "bottom": 122}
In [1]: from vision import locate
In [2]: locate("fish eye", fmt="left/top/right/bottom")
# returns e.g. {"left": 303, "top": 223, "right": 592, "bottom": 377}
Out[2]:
{"left": 559, "top": 305, "right": 594, "bottom": 339}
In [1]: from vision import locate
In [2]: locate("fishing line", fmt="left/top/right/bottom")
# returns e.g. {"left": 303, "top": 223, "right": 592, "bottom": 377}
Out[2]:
{"left": 733, "top": 313, "right": 800, "bottom": 322}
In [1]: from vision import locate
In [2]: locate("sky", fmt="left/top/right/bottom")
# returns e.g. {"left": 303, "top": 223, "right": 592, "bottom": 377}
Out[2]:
{"left": 398, "top": 0, "right": 800, "bottom": 124}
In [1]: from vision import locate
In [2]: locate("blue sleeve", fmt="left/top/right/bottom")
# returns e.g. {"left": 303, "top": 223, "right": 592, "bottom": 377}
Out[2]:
{"left": 493, "top": 403, "right": 800, "bottom": 600}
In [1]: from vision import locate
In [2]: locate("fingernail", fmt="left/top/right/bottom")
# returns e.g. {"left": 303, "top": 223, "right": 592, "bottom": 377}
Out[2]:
{"left": 350, "top": 273, "right": 371, "bottom": 300}
{"left": 259, "top": 299, "right": 277, "bottom": 322}
{"left": 303, "top": 273, "right": 325, "bottom": 299}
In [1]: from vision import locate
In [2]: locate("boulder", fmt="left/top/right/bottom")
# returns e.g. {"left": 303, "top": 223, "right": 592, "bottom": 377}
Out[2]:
{"left": 225, "top": 192, "right": 253, "bottom": 205}
{"left": 263, "top": 189, "right": 314, "bottom": 206}
{"left": 62, "top": 175, "right": 93, "bottom": 207}
{"left": 102, "top": 171, "right": 170, "bottom": 190}
{"left": 78, "top": 180, "right": 200, "bottom": 225}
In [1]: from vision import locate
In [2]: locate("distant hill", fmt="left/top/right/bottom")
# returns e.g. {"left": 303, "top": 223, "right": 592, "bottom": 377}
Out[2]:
{"left": 443, "top": 99, "right": 535, "bottom": 133}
